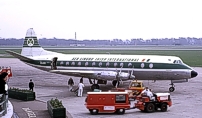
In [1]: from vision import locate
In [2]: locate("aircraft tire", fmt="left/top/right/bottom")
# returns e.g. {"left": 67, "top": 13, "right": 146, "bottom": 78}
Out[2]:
{"left": 91, "top": 84, "right": 100, "bottom": 91}
{"left": 112, "top": 80, "right": 120, "bottom": 87}
{"left": 169, "top": 87, "right": 175, "bottom": 92}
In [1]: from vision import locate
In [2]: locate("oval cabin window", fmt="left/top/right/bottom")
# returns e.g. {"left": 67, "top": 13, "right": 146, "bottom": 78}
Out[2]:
{"left": 99, "top": 62, "right": 102, "bottom": 67}
{"left": 120, "top": 63, "right": 124, "bottom": 67}
{"left": 66, "top": 62, "right": 69, "bottom": 66}
{"left": 114, "top": 63, "right": 117, "bottom": 67}
{"left": 106, "top": 62, "right": 110, "bottom": 67}
{"left": 149, "top": 63, "right": 153, "bottom": 68}
{"left": 71, "top": 62, "right": 75, "bottom": 66}
{"left": 92, "top": 62, "right": 96, "bottom": 66}
{"left": 85, "top": 62, "right": 89, "bottom": 66}
{"left": 141, "top": 63, "right": 144, "bottom": 68}
{"left": 78, "top": 62, "right": 81, "bottom": 66}
{"left": 128, "top": 63, "right": 132, "bottom": 67}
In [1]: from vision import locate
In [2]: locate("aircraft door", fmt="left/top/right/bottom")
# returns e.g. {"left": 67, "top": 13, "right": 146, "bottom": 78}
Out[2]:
{"left": 51, "top": 57, "right": 58, "bottom": 70}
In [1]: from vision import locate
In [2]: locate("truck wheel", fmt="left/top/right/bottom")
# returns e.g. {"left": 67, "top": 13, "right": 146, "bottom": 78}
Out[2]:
{"left": 145, "top": 103, "right": 155, "bottom": 113}
{"left": 90, "top": 109, "right": 98, "bottom": 115}
{"left": 160, "top": 103, "right": 168, "bottom": 112}
{"left": 116, "top": 109, "right": 125, "bottom": 114}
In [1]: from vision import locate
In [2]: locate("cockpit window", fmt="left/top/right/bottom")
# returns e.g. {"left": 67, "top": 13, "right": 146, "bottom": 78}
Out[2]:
{"left": 173, "top": 60, "right": 183, "bottom": 64}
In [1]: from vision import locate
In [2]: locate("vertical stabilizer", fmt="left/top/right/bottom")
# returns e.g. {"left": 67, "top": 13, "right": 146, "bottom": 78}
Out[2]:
{"left": 23, "top": 28, "right": 41, "bottom": 47}
{"left": 21, "top": 28, "right": 45, "bottom": 57}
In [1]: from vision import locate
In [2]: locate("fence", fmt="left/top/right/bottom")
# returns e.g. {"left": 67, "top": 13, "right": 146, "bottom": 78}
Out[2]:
{"left": 0, "top": 94, "right": 8, "bottom": 116}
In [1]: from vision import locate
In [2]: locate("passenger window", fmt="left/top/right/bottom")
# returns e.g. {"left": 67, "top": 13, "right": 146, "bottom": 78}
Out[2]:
{"left": 115, "top": 94, "right": 126, "bottom": 103}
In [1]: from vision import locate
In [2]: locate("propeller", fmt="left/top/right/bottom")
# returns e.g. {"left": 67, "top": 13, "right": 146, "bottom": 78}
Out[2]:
{"left": 115, "top": 67, "right": 122, "bottom": 88}
{"left": 129, "top": 66, "right": 135, "bottom": 80}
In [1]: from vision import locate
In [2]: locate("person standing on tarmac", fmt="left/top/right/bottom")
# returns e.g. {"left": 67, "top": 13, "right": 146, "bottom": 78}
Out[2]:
{"left": 78, "top": 81, "right": 84, "bottom": 97}
{"left": 29, "top": 79, "right": 34, "bottom": 91}
{"left": 80, "top": 77, "right": 83, "bottom": 83}
{"left": 68, "top": 78, "right": 74, "bottom": 91}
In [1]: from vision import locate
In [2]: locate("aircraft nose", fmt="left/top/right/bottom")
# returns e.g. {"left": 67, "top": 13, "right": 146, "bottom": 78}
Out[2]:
{"left": 191, "top": 70, "right": 198, "bottom": 78}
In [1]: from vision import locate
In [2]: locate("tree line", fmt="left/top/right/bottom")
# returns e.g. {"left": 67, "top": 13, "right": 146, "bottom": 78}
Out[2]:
{"left": 0, "top": 37, "right": 202, "bottom": 46}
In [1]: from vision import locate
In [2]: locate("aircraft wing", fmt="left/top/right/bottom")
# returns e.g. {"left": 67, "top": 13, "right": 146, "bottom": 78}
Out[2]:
{"left": 49, "top": 70, "right": 96, "bottom": 76}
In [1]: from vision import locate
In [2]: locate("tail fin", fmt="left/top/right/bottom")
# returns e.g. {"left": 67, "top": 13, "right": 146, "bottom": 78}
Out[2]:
{"left": 21, "top": 28, "right": 47, "bottom": 57}
{"left": 23, "top": 28, "right": 41, "bottom": 48}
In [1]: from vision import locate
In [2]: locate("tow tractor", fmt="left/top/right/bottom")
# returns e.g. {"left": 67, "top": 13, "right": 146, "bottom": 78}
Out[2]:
{"left": 135, "top": 93, "right": 172, "bottom": 113}
{"left": 85, "top": 90, "right": 172, "bottom": 115}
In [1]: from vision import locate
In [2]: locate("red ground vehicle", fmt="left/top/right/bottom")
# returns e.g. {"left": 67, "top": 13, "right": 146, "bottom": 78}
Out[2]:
{"left": 85, "top": 90, "right": 172, "bottom": 115}
{"left": 85, "top": 91, "right": 131, "bottom": 115}
{"left": 135, "top": 93, "right": 172, "bottom": 113}
{"left": 0, "top": 67, "right": 12, "bottom": 77}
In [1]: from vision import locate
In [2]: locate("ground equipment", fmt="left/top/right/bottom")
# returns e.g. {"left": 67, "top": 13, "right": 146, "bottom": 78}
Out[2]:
{"left": 135, "top": 93, "right": 172, "bottom": 113}
{"left": 85, "top": 86, "right": 172, "bottom": 115}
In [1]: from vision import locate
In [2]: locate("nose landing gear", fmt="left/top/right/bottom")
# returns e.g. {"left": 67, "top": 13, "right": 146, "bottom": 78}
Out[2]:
{"left": 169, "top": 83, "right": 175, "bottom": 92}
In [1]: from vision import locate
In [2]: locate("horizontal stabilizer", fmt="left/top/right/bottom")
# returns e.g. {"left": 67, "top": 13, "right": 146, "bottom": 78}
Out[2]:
{"left": 6, "top": 50, "right": 33, "bottom": 61}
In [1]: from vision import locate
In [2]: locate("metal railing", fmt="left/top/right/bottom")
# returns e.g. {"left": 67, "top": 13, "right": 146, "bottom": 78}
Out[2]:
{"left": 0, "top": 94, "right": 8, "bottom": 116}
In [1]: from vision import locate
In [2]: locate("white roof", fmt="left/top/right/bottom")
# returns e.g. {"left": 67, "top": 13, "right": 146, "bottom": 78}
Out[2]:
{"left": 26, "top": 28, "right": 36, "bottom": 37}
{"left": 87, "top": 91, "right": 128, "bottom": 94}
{"left": 155, "top": 93, "right": 170, "bottom": 96}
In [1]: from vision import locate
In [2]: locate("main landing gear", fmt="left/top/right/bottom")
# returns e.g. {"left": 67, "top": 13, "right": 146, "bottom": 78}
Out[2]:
{"left": 169, "top": 83, "right": 175, "bottom": 92}
{"left": 91, "top": 84, "right": 100, "bottom": 91}
{"left": 89, "top": 78, "right": 100, "bottom": 91}
{"left": 112, "top": 80, "right": 120, "bottom": 88}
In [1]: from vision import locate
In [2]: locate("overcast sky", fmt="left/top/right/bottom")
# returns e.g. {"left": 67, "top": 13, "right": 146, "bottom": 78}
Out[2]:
{"left": 0, "top": 0, "right": 202, "bottom": 40}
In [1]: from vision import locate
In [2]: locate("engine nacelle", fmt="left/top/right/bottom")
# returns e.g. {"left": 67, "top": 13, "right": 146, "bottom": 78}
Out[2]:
{"left": 96, "top": 71, "right": 131, "bottom": 80}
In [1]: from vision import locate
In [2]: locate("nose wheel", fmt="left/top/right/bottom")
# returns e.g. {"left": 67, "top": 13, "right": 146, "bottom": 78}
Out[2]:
{"left": 169, "top": 83, "right": 175, "bottom": 92}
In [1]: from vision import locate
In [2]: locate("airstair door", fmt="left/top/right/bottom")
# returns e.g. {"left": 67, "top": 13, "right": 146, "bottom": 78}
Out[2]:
{"left": 51, "top": 57, "right": 58, "bottom": 70}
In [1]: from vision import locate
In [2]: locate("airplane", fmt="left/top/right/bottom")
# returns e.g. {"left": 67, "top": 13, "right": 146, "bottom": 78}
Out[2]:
{"left": 6, "top": 28, "right": 198, "bottom": 92}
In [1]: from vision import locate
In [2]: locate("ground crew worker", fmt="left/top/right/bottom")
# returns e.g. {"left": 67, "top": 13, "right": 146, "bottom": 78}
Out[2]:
{"left": 141, "top": 87, "right": 149, "bottom": 94}
{"left": 147, "top": 89, "right": 154, "bottom": 100}
{"left": 29, "top": 79, "right": 34, "bottom": 91}
{"left": 78, "top": 81, "right": 84, "bottom": 97}
{"left": 150, "top": 89, "right": 157, "bottom": 100}
{"left": 141, "top": 87, "right": 154, "bottom": 100}
{"left": 80, "top": 77, "right": 83, "bottom": 83}
{"left": 68, "top": 78, "right": 74, "bottom": 91}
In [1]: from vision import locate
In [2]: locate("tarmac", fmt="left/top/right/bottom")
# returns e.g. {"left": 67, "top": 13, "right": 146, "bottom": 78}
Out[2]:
{"left": 0, "top": 58, "right": 202, "bottom": 118}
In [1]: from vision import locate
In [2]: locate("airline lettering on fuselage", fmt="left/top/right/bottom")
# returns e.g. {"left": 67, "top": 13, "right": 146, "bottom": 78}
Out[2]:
{"left": 71, "top": 57, "right": 139, "bottom": 62}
